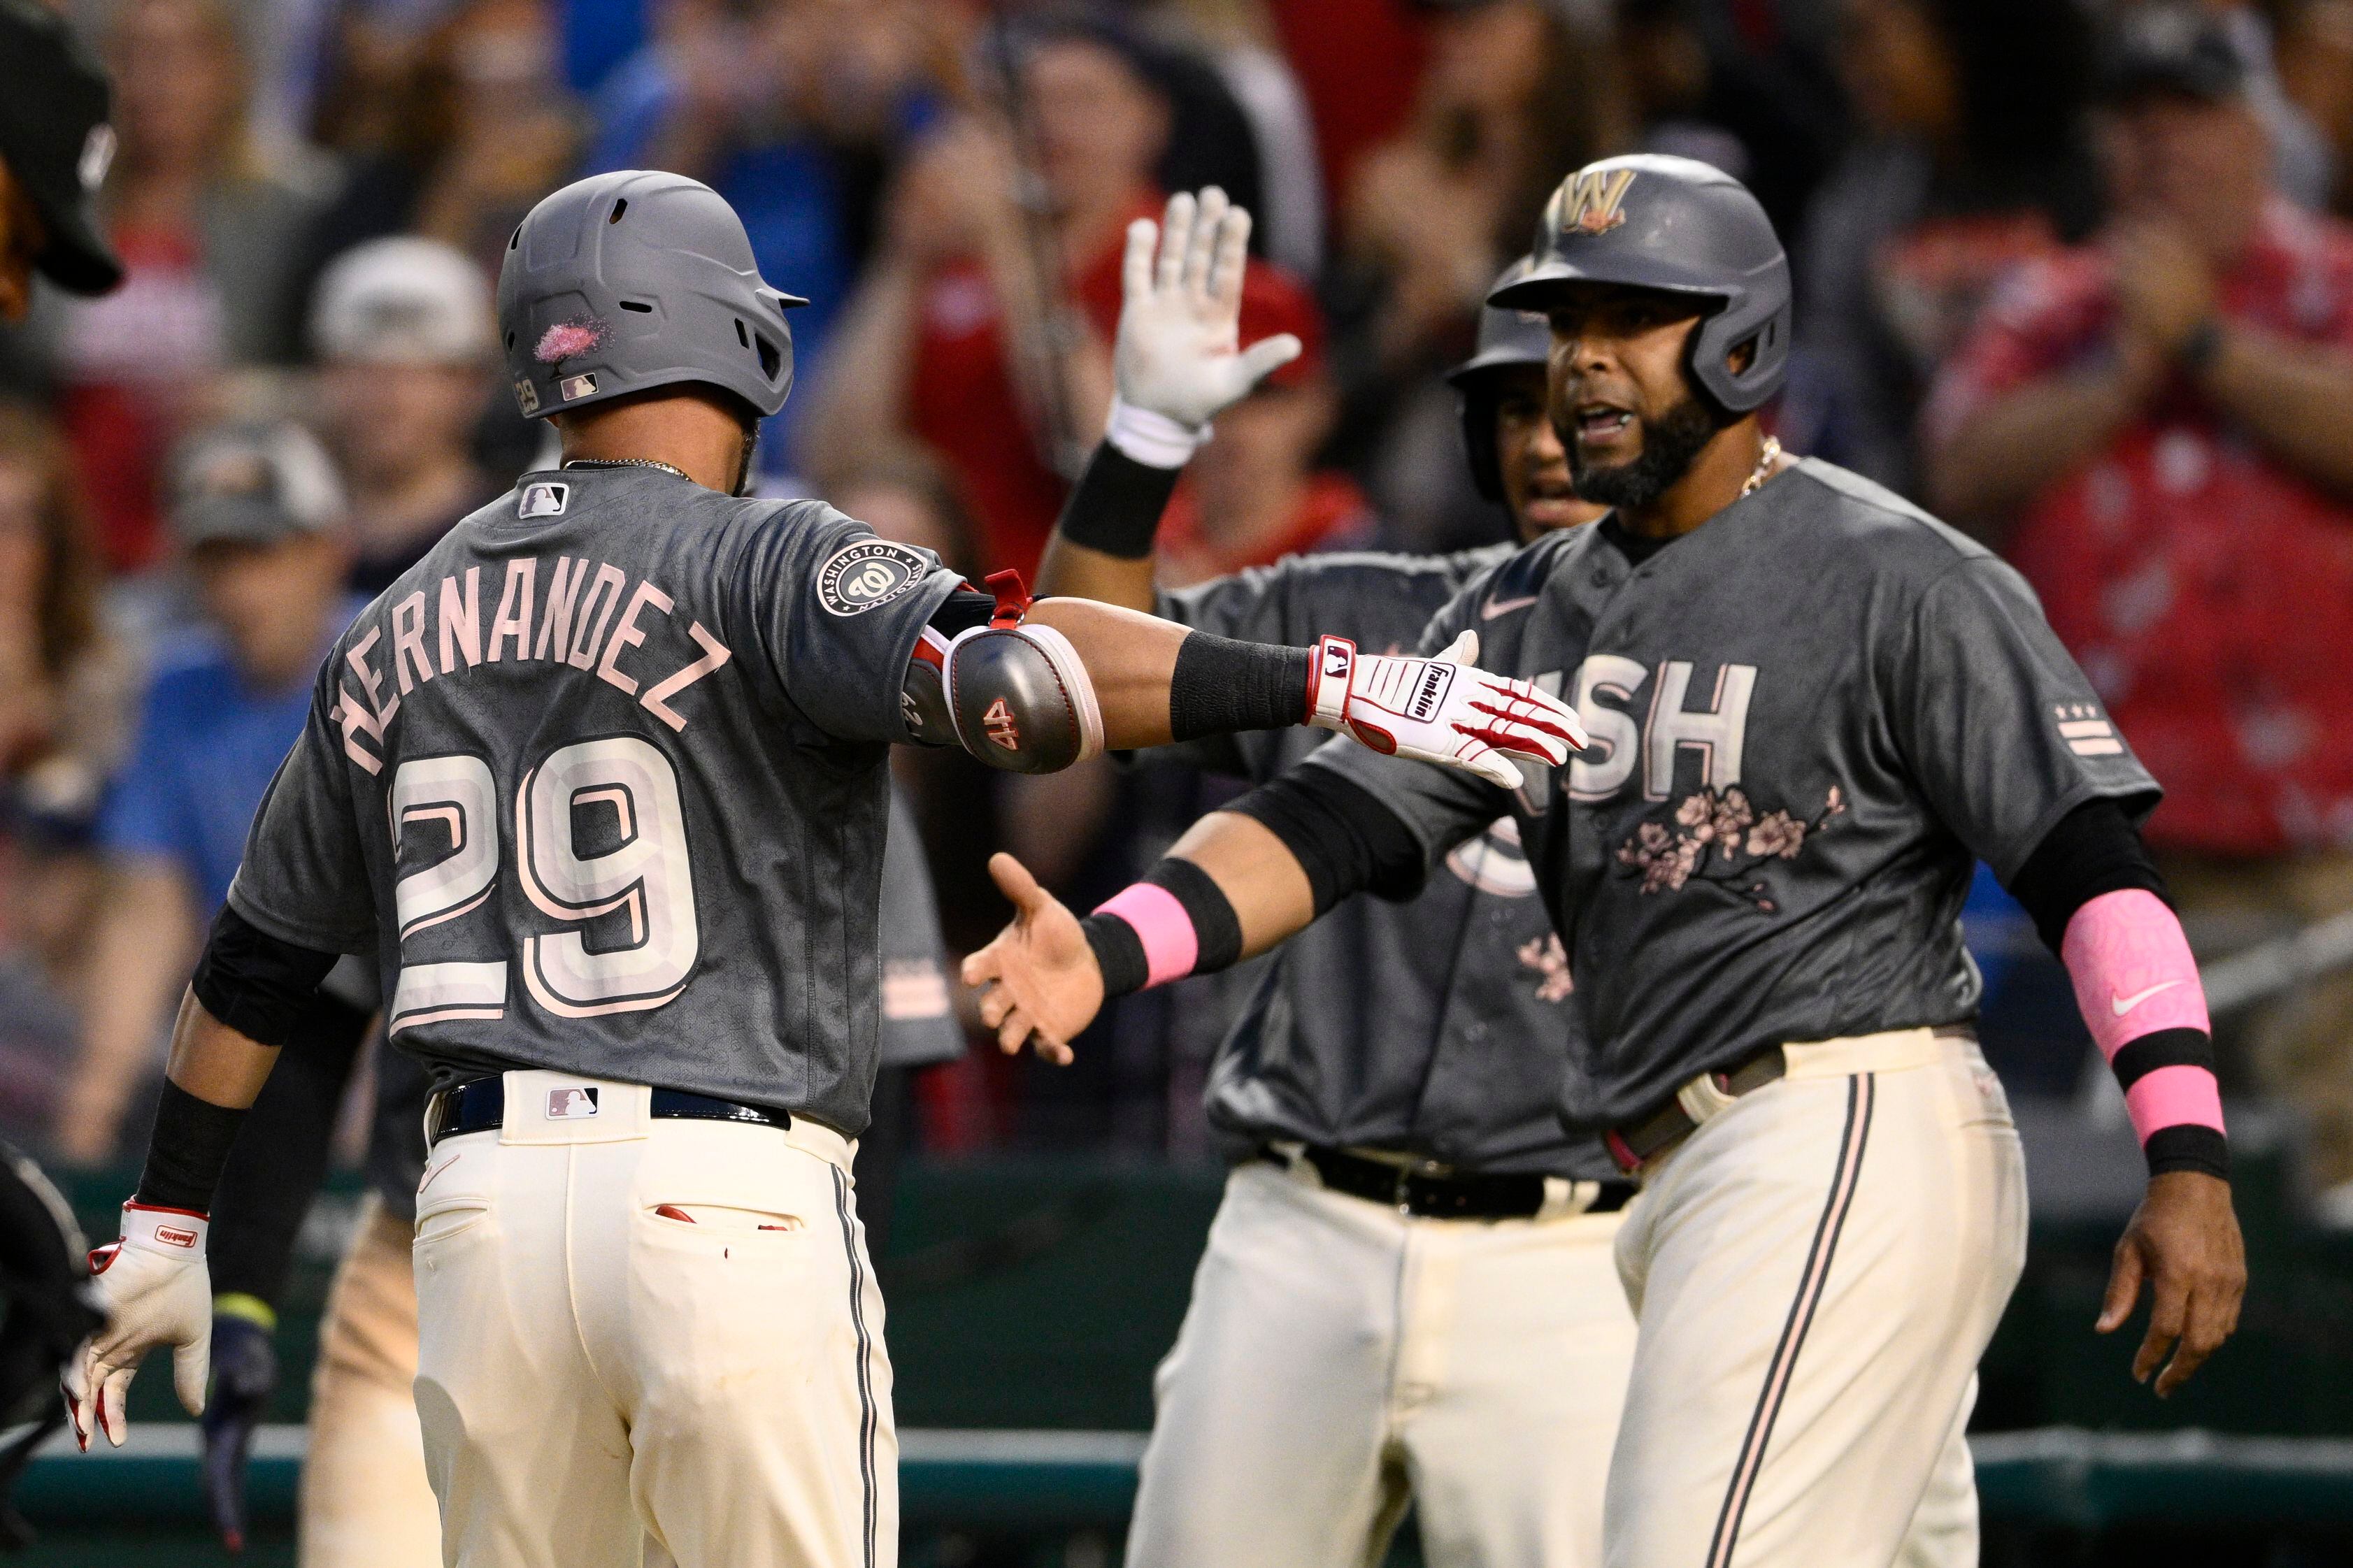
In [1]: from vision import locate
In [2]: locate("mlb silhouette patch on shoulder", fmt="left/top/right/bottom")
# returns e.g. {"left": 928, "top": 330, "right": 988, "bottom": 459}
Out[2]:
{"left": 519, "top": 480, "right": 570, "bottom": 519}
{"left": 818, "top": 540, "right": 929, "bottom": 617}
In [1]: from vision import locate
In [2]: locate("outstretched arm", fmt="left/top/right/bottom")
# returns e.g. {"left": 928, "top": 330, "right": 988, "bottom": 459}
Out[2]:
{"left": 964, "top": 763, "right": 1420, "bottom": 1059}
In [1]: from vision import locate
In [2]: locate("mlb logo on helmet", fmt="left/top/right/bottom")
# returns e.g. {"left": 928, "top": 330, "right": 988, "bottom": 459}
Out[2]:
{"left": 546, "top": 1086, "right": 601, "bottom": 1120}
{"left": 1554, "top": 167, "right": 1638, "bottom": 236}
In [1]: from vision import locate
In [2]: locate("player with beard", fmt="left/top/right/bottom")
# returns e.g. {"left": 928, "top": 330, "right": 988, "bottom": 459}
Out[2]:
{"left": 967, "top": 156, "right": 2245, "bottom": 1568}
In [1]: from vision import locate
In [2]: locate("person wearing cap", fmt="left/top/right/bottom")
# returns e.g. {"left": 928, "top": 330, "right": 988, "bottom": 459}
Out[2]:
{"left": 1926, "top": 2, "right": 2353, "bottom": 1226}
{"left": 55, "top": 421, "right": 366, "bottom": 1166}
{"left": 311, "top": 236, "right": 501, "bottom": 593}
{"left": 0, "top": 0, "right": 127, "bottom": 316}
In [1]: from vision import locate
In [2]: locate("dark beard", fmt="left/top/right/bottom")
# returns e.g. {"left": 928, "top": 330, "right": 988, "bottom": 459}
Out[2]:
{"left": 1567, "top": 394, "right": 1721, "bottom": 509}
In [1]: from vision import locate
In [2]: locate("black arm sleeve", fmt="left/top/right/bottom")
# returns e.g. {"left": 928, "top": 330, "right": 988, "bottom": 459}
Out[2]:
{"left": 1053, "top": 441, "right": 1185, "bottom": 559}
{"left": 206, "top": 1002, "right": 373, "bottom": 1307}
{"left": 1224, "top": 764, "right": 1429, "bottom": 913}
{"left": 190, "top": 905, "right": 343, "bottom": 1049}
{"left": 2001, "top": 797, "right": 2170, "bottom": 956}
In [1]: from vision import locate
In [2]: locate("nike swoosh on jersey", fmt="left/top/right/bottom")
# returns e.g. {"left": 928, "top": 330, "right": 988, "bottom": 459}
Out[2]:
{"left": 1481, "top": 594, "right": 1540, "bottom": 620}
{"left": 2110, "top": 979, "right": 2184, "bottom": 1017}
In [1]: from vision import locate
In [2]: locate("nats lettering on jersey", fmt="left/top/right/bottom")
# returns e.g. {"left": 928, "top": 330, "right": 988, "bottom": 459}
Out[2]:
{"left": 330, "top": 552, "right": 734, "bottom": 774}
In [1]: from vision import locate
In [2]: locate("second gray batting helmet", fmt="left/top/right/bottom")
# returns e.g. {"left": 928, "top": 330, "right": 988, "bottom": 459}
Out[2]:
{"left": 1447, "top": 257, "right": 1553, "bottom": 503}
{"left": 1490, "top": 154, "right": 1790, "bottom": 415}
{"left": 496, "top": 170, "right": 807, "bottom": 423}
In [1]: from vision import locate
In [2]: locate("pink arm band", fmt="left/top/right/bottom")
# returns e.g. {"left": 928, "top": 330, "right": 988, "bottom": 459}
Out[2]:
{"left": 2059, "top": 889, "right": 2225, "bottom": 1142}
{"left": 1093, "top": 884, "right": 1199, "bottom": 990}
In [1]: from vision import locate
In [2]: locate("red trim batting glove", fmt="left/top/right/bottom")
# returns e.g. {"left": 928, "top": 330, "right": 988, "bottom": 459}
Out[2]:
{"left": 64, "top": 1202, "right": 213, "bottom": 1449}
{"left": 1307, "top": 629, "right": 1587, "bottom": 790}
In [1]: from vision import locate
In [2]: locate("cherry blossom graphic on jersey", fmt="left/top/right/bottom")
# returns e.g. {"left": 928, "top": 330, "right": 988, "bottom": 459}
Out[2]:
{"left": 1517, "top": 932, "right": 1574, "bottom": 1002}
{"left": 1614, "top": 784, "right": 1846, "bottom": 910}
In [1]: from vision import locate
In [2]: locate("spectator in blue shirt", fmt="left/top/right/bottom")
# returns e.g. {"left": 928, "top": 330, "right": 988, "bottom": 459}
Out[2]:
{"left": 55, "top": 420, "right": 366, "bottom": 1165}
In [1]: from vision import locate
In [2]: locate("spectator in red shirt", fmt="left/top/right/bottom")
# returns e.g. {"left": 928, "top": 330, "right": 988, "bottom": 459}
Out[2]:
{"left": 1924, "top": 4, "right": 2353, "bottom": 1220}
{"left": 807, "top": 15, "right": 1307, "bottom": 579}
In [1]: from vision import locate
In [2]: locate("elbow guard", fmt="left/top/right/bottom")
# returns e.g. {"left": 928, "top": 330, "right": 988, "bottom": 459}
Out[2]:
{"left": 945, "top": 619, "right": 1105, "bottom": 773}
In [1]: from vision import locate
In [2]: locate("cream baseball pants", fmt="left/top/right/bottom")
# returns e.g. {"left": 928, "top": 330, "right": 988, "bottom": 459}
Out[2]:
{"left": 1125, "top": 1155, "right": 1640, "bottom": 1568}
{"left": 1605, "top": 1030, "right": 2028, "bottom": 1568}
{"left": 410, "top": 1072, "right": 892, "bottom": 1568}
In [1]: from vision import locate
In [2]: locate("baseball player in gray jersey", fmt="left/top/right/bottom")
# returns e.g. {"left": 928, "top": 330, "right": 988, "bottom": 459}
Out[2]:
{"left": 1043, "top": 237, "right": 1631, "bottom": 1568}
{"left": 60, "top": 171, "right": 1587, "bottom": 1568}
{"left": 969, "top": 157, "right": 2247, "bottom": 1568}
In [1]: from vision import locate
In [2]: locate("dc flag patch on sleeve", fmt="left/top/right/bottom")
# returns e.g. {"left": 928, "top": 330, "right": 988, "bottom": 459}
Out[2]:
{"left": 817, "top": 540, "right": 929, "bottom": 617}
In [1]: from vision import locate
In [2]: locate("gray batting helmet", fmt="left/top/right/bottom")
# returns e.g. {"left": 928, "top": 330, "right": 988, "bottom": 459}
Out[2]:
{"left": 496, "top": 170, "right": 807, "bottom": 423}
{"left": 1489, "top": 154, "right": 1789, "bottom": 415}
{"left": 1447, "top": 257, "right": 1553, "bottom": 503}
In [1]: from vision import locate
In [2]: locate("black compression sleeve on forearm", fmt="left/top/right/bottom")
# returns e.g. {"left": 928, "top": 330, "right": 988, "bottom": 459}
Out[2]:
{"left": 1224, "top": 766, "right": 1429, "bottom": 912}
{"left": 1054, "top": 441, "right": 1185, "bottom": 559}
{"left": 1168, "top": 633, "right": 1313, "bottom": 741}
{"left": 135, "top": 1081, "right": 248, "bottom": 1215}
{"left": 191, "top": 905, "right": 343, "bottom": 1049}
{"left": 207, "top": 1000, "right": 371, "bottom": 1304}
{"left": 2003, "top": 797, "right": 2170, "bottom": 955}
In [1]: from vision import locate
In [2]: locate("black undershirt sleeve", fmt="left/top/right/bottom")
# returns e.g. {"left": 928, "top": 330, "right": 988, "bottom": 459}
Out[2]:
{"left": 1222, "top": 765, "right": 1430, "bottom": 913}
{"left": 191, "top": 905, "right": 344, "bottom": 1049}
{"left": 2001, "top": 797, "right": 2170, "bottom": 955}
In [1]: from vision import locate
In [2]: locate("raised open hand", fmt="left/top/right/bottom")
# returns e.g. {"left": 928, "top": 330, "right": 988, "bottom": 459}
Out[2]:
{"left": 959, "top": 854, "right": 1104, "bottom": 1065}
{"left": 1113, "top": 187, "right": 1303, "bottom": 431}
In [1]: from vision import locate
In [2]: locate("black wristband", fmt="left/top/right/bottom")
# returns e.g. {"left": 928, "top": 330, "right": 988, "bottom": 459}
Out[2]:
{"left": 1169, "top": 633, "right": 1313, "bottom": 742}
{"left": 136, "top": 1081, "right": 249, "bottom": 1216}
{"left": 1146, "top": 857, "right": 1243, "bottom": 972}
{"left": 1080, "top": 913, "right": 1151, "bottom": 998}
{"left": 2145, "top": 1124, "right": 2230, "bottom": 1181}
{"left": 1056, "top": 441, "right": 1184, "bottom": 559}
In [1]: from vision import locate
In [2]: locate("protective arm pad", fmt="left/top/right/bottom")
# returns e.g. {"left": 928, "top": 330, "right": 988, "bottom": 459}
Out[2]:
{"left": 2061, "top": 889, "right": 2229, "bottom": 1179}
{"left": 944, "top": 621, "right": 1106, "bottom": 774}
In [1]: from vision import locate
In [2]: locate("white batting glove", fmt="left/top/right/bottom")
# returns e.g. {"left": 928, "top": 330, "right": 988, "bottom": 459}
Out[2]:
{"left": 1106, "top": 187, "right": 1303, "bottom": 466}
{"left": 1308, "top": 630, "right": 1589, "bottom": 791}
{"left": 64, "top": 1202, "right": 213, "bottom": 1448}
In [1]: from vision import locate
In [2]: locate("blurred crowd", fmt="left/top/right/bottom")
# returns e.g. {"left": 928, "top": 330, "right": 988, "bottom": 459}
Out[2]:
{"left": 6, "top": 0, "right": 2353, "bottom": 1217}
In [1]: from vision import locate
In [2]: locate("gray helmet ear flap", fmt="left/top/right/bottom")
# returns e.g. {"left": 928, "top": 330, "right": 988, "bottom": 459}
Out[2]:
{"left": 1687, "top": 268, "right": 1790, "bottom": 415}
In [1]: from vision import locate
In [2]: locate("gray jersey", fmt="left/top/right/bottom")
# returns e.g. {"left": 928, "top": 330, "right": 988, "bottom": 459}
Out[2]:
{"left": 1310, "top": 459, "right": 2159, "bottom": 1130}
{"left": 228, "top": 465, "right": 961, "bottom": 1135}
{"left": 1157, "top": 549, "right": 1615, "bottom": 1180}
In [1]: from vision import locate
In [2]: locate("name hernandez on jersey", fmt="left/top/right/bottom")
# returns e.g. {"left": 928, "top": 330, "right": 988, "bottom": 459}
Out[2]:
{"left": 331, "top": 552, "right": 735, "bottom": 775}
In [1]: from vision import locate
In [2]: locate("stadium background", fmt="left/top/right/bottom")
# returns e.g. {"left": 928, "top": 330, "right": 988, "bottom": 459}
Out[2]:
{"left": 6, "top": 0, "right": 2353, "bottom": 1562}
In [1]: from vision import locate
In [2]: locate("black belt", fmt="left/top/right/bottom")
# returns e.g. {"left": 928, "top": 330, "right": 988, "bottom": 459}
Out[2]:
{"left": 1604, "top": 1044, "right": 1789, "bottom": 1174}
{"left": 1269, "top": 1144, "right": 1636, "bottom": 1221}
{"left": 426, "top": 1076, "right": 792, "bottom": 1146}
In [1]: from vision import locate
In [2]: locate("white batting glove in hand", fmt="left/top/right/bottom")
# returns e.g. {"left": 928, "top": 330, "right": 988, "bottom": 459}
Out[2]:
{"left": 1107, "top": 187, "right": 1303, "bottom": 464}
{"left": 64, "top": 1202, "right": 213, "bottom": 1448}
{"left": 1308, "top": 630, "right": 1589, "bottom": 791}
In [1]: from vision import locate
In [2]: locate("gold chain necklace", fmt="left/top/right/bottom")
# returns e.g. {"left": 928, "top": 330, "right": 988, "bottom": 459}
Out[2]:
{"left": 1740, "top": 436, "right": 1783, "bottom": 497}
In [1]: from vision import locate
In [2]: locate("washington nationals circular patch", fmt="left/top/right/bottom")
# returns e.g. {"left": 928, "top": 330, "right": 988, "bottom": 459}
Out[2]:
{"left": 817, "top": 540, "right": 929, "bottom": 617}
